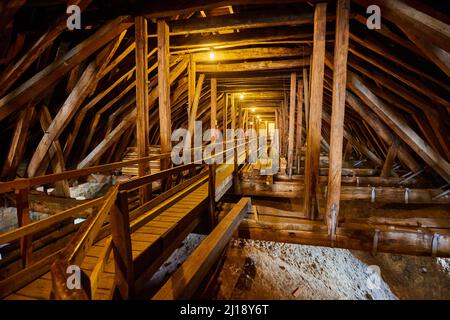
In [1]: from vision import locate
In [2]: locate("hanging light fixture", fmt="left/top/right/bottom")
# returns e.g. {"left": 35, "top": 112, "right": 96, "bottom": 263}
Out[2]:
{"left": 209, "top": 50, "right": 215, "bottom": 60}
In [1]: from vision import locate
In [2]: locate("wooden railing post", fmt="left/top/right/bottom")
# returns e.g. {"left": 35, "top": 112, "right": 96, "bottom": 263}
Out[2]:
{"left": 15, "top": 188, "right": 32, "bottom": 268}
{"left": 110, "top": 191, "right": 134, "bottom": 299}
{"left": 233, "top": 140, "right": 239, "bottom": 194}
{"left": 208, "top": 163, "right": 217, "bottom": 230}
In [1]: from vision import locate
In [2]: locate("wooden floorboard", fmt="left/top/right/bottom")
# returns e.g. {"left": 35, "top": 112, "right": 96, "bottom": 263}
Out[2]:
{"left": 2, "top": 176, "right": 219, "bottom": 300}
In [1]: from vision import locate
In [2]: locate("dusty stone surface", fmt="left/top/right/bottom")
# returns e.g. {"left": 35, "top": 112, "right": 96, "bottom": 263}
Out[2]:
{"left": 215, "top": 239, "right": 396, "bottom": 300}
{"left": 352, "top": 251, "right": 450, "bottom": 300}
{"left": 0, "top": 207, "right": 48, "bottom": 233}
{"left": 141, "top": 233, "right": 207, "bottom": 297}
{"left": 69, "top": 177, "right": 113, "bottom": 200}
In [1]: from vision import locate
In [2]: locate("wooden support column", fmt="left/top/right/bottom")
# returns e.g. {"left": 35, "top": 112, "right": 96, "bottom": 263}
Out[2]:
{"left": 381, "top": 137, "right": 400, "bottom": 178}
{"left": 15, "top": 189, "right": 32, "bottom": 268}
{"left": 111, "top": 193, "right": 134, "bottom": 299}
{"left": 304, "top": 3, "right": 327, "bottom": 220}
{"left": 211, "top": 78, "right": 217, "bottom": 143}
{"left": 287, "top": 72, "right": 297, "bottom": 178}
{"left": 1, "top": 105, "right": 36, "bottom": 180}
{"left": 188, "top": 54, "right": 196, "bottom": 119}
{"left": 325, "top": 0, "right": 350, "bottom": 238}
{"left": 231, "top": 94, "right": 239, "bottom": 191}
{"left": 135, "top": 16, "right": 150, "bottom": 203}
{"left": 223, "top": 93, "right": 228, "bottom": 145}
{"left": 208, "top": 163, "right": 217, "bottom": 230}
{"left": 231, "top": 93, "right": 236, "bottom": 131}
{"left": 188, "top": 73, "right": 205, "bottom": 136}
{"left": 157, "top": 19, "right": 172, "bottom": 188}
{"left": 295, "top": 79, "right": 304, "bottom": 173}
{"left": 303, "top": 68, "right": 310, "bottom": 131}
{"left": 38, "top": 106, "right": 70, "bottom": 197}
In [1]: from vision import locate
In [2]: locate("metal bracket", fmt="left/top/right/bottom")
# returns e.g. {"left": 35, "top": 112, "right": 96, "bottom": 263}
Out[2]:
{"left": 330, "top": 203, "right": 337, "bottom": 245}
{"left": 372, "top": 229, "right": 380, "bottom": 256}
{"left": 431, "top": 233, "right": 439, "bottom": 257}
{"left": 404, "top": 188, "right": 410, "bottom": 204}
{"left": 371, "top": 187, "right": 376, "bottom": 203}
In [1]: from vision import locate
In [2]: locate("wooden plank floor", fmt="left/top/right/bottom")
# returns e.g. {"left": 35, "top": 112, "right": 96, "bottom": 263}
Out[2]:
{"left": 3, "top": 165, "right": 233, "bottom": 300}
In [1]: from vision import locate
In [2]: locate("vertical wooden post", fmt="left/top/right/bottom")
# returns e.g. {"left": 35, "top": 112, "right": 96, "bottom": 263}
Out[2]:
{"left": 295, "top": 79, "right": 304, "bottom": 174}
{"left": 231, "top": 94, "right": 239, "bottom": 191}
{"left": 135, "top": 16, "right": 150, "bottom": 203}
{"left": 157, "top": 19, "right": 172, "bottom": 189}
{"left": 211, "top": 78, "right": 217, "bottom": 165}
{"left": 208, "top": 163, "right": 217, "bottom": 230}
{"left": 304, "top": 3, "right": 327, "bottom": 220}
{"left": 188, "top": 54, "right": 196, "bottom": 121}
{"left": 325, "top": 0, "right": 350, "bottom": 236}
{"left": 111, "top": 192, "right": 134, "bottom": 299}
{"left": 287, "top": 72, "right": 297, "bottom": 178}
{"left": 303, "top": 68, "right": 310, "bottom": 132}
{"left": 343, "top": 141, "right": 353, "bottom": 161}
{"left": 15, "top": 188, "right": 32, "bottom": 268}
{"left": 381, "top": 137, "right": 400, "bottom": 178}
{"left": 231, "top": 93, "right": 236, "bottom": 131}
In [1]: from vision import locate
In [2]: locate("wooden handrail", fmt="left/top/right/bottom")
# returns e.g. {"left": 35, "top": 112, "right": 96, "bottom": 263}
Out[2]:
{"left": 0, "top": 154, "right": 171, "bottom": 193}
{"left": 119, "top": 162, "right": 203, "bottom": 192}
{"left": 0, "top": 197, "right": 104, "bottom": 245}
{"left": 51, "top": 186, "right": 119, "bottom": 299}
{"left": 0, "top": 138, "right": 250, "bottom": 194}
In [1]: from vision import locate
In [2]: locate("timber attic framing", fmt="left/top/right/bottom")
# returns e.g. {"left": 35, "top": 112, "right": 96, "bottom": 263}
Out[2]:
{"left": 0, "top": 0, "right": 449, "bottom": 300}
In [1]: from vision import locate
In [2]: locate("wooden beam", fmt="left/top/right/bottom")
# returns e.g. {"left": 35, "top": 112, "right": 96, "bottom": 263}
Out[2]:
{"left": 303, "top": 3, "right": 327, "bottom": 220}
{"left": 188, "top": 54, "right": 196, "bottom": 119}
{"left": 171, "top": 27, "right": 315, "bottom": 50}
{"left": 345, "top": 91, "right": 421, "bottom": 172}
{"left": 397, "top": 24, "right": 450, "bottom": 78}
{"left": 196, "top": 58, "right": 308, "bottom": 73}
{"left": 295, "top": 79, "right": 303, "bottom": 169}
{"left": 27, "top": 41, "right": 118, "bottom": 177}
{"left": 135, "top": 16, "right": 150, "bottom": 203}
{"left": 211, "top": 78, "right": 217, "bottom": 138}
{"left": 153, "top": 197, "right": 251, "bottom": 300}
{"left": 38, "top": 106, "right": 70, "bottom": 198}
{"left": 188, "top": 74, "right": 205, "bottom": 136}
{"left": 354, "top": 0, "right": 450, "bottom": 53}
{"left": 302, "top": 68, "right": 310, "bottom": 131}
{"left": 381, "top": 137, "right": 400, "bottom": 178}
{"left": 142, "top": 0, "right": 321, "bottom": 18}
{"left": 77, "top": 58, "right": 188, "bottom": 169}
{"left": 1, "top": 105, "right": 36, "bottom": 180}
{"left": 0, "top": 16, "right": 133, "bottom": 121}
{"left": 168, "top": 11, "right": 315, "bottom": 35}
{"left": 322, "top": 112, "right": 382, "bottom": 167}
{"left": 325, "top": 0, "right": 350, "bottom": 238}
{"left": 348, "top": 72, "right": 450, "bottom": 184}
{"left": 192, "top": 47, "right": 307, "bottom": 62}
{"left": 157, "top": 19, "right": 172, "bottom": 175}
{"left": 287, "top": 72, "right": 297, "bottom": 178}
{"left": 0, "top": 0, "right": 92, "bottom": 97}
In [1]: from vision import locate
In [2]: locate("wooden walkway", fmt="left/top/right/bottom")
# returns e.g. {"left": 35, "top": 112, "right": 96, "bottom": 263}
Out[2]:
{"left": 3, "top": 164, "right": 234, "bottom": 300}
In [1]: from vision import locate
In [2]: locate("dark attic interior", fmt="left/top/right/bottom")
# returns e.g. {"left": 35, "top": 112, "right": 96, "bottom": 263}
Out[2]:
{"left": 0, "top": 0, "right": 449, "bottom": 301}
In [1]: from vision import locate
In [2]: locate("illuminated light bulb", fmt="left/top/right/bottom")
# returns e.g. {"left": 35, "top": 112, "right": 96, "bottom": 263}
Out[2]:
{"left": 251, "top": 108, "right": 256, "bottom": 113}
{"left": 239, "top": 93, "right": 244, "bottom": 100}
{"left": 209, "top": 50, "right": 215, "bottom": 60}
